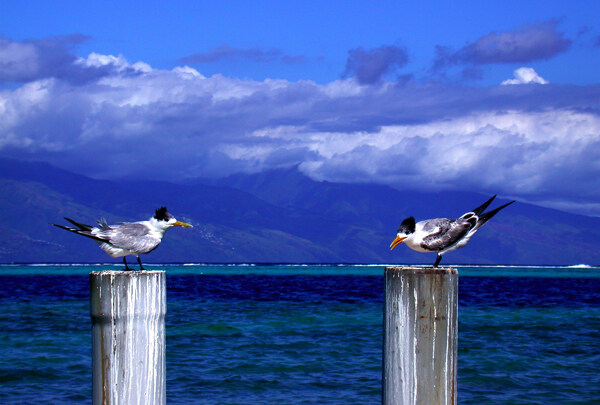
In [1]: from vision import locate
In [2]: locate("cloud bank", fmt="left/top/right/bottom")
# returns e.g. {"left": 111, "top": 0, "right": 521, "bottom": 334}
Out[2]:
{"left": 1, "top": 37, "right": 599, "bottom": 215}
{"left": 434, "top": 20, "right": 571, "bottom": 69}
{"left": 0, "top": 35, "right": 128, "bottom": 84}
{"left": 342, "top": 45, "right": 409, "bottom": 84}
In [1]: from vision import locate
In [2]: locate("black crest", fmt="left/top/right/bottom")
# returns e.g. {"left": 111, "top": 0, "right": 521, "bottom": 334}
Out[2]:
{"left": 154, "top": 207, "right": 172, "bottom": 221}
{"left": 398, "top": 216, "right": 416, "bottom": 234}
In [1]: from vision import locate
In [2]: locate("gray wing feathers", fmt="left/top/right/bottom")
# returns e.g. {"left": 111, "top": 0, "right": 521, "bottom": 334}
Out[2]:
{"left": 421, "top": 218, "right": 451, "bottom": 233}
{"left": 421, "top": 218, "right": 472, "bottom": 251}
{"left": 95, "top": 222, "right": 160, "bottom": 254}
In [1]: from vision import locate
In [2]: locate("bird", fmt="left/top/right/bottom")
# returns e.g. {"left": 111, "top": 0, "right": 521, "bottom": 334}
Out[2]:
{"left": 53, "top": 207, "right": 192, "bottom": 270}
{"left": 390, "top": 195, "right": 515, "bottom": 268}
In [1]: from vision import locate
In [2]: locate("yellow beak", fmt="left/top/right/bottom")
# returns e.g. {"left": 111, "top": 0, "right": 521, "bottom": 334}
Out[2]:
{"left": 173, "top": 220, "right": 193, "bottom": 228}
{"left": 389, "top": 236, "right": 406, "bottom": 250}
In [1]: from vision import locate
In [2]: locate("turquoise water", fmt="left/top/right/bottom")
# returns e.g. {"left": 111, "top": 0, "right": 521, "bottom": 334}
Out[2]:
{"left": 2, "top": 263, "right": 599, "bottom": 277}
{"left": 1, "top": 264, "right": 599, "bottom": 403}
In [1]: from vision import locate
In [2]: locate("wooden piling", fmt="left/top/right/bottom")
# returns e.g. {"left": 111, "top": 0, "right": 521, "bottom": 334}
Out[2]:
{"left": 90, "top": 270, "right": 166, "bottom": 405}
{"left": 383, "top": 267, "right": 458, "bottom": 405}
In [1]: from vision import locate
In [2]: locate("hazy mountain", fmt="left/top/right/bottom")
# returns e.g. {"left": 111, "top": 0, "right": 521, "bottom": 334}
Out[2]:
{"left": 1, "top": 158, "right": 599, "bottom": 265}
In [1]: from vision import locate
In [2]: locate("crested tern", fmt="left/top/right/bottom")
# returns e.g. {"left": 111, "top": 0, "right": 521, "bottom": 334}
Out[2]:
{"left": 53, "top": 207, "right": 192, "bottom": 270}
{"left": 390, "top": 195, "right": 515, "bottom": 268}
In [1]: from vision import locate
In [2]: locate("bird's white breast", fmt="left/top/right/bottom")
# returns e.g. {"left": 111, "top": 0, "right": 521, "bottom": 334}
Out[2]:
{"left": 98, "top": 242, "right": 131, "bottom": 257}
{"left": 404, "top": 222, "right": 437, "bottom": 253}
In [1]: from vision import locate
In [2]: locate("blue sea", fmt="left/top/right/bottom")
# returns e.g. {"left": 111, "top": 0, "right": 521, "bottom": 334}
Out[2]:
{"left": 1, "top": 264, "right": 599, "bottom": 404}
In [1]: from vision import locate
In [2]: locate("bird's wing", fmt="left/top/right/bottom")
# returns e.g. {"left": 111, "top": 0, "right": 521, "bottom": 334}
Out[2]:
{"left": 64, "top": 217, "right": 94, "bottom": 231}
{"left": 96, "top": 222, "right": 160, "bottom": 254}
{"left": 420, "top": 218, "right": 472, "bottom": 251}
{"left": 53, "top": 223, "right": 109, "bottom": 243}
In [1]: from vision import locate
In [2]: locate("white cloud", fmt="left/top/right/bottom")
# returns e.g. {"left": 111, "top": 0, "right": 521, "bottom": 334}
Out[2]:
{"left": 502, "top": 67, "right": 548, "bottom": 85}
{"left": 172, "top": 66, "right": 205, "bottom": 79}
{"left": 76, "top": 53, "right": 152, "bottom": 73}
{"left": 234, "top": 109, "right": 600, "bottom": 198}
{"left": 314, "top": 111, "right": 599, "bottom": 190}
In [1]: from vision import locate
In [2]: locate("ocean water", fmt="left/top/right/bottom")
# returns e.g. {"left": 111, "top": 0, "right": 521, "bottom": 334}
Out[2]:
{"left": 0, "top": 264, "right": 599, "bottom": 404}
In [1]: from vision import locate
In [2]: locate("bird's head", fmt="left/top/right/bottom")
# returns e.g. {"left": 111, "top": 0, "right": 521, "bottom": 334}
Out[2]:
{"left": 153, "top": 207, "right": 193, "bottom": 229}
{"left": 390, "top": 216, "right": 415, "bottom": 250}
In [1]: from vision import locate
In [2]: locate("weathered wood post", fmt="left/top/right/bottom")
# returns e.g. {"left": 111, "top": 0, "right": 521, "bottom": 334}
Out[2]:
{"left": 383, "top": 267, "right": 458, "bottom": 405}
{"left": 90, "top": 270, "right": 166, "bottom": 405}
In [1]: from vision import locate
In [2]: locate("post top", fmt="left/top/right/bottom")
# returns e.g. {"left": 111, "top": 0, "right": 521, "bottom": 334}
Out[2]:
{"left": 90, "top": 270, "right": 165, "bottom": 276}
{"left": 385, "top": 266, "right": 458, "bottom": 275}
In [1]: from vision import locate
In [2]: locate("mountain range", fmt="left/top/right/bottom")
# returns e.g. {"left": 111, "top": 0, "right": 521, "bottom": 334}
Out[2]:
{"left": 1, "top": 158, "right": 598, "bottom": 265}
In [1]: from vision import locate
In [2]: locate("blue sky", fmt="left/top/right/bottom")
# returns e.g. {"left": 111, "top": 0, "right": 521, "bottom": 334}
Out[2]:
{"left": 1, "top": 1, "right": 599, "bottom": 214}
{"left": 2, "top": 1, "right": 598, "bottom": 84}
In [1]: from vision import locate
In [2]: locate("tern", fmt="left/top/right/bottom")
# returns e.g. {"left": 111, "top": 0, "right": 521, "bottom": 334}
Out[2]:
{"left": 53, "top": 207, "right": 192, "bottom": 270}
{"left": 390, "top": 195, "right": 515, "bottom": 268}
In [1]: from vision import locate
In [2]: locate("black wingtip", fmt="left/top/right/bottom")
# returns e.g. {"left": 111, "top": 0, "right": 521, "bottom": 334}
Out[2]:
{"left": 478, "top": 199, "right": 516, "bottom": 224}
{"left": 52, "top": 223, "right": 74, "bottom": 232}
{"left": 53, "top": 222, "right": 109, "bottom": 243}
{"left": 64, "top": 217, "right": 93, "bottom": 231}
{"left": 497, "top": 200, "right": 516, "bottom": 211}
{"left": 472, "top": 195, "right": 496, "bottom": 216}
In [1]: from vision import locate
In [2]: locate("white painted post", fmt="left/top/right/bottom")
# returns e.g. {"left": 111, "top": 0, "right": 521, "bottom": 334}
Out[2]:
{"left": 90, "top": 270, "right": 166, "bottom": 405}
{"left": 383, "top": 267, "right": 458, "bottom": 405}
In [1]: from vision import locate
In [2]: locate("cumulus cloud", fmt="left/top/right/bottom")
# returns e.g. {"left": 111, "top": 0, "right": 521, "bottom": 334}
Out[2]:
{"left": 434, "top": 20, "right": 571, "bottom": 69}
{"left": 342, "top": 45, "right": 409, "bottom": 84}
{"left": 0, "top": 35, "right": 124, "bottom": 84}
{"left": 180, "top": 45, "right": 307, "bottom": 65}
{"left": 304, "top": 111, "right": 600, "bottom": 195}
{"left": 1, "top": 47, "right": 599, "bottom": 214}
{"left": 501, "top": 67, "right": 548, "bottom": 85}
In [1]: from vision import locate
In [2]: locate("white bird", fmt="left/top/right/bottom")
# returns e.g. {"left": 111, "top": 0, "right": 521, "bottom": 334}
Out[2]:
{"left": 53, "top": 207, "right": 192, "bottom": 270}
{"left": 390, "top": 195, "right": 515, "bottom": 268}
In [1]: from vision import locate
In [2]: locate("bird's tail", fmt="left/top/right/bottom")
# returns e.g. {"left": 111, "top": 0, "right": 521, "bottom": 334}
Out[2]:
{"left": 471, "top": 195, "right": 496, "bottom": 216}
{"left": 52, "top": 218, "right": 106, "bottom": 242}
{"left": 476, "top": 200, "right": 516, "bottom": 229}
{"left": 64, "top": 217, "right": 93, "bottom": 231}
{"left": 96, "top": 218, "right": 110, "bottom": 231}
